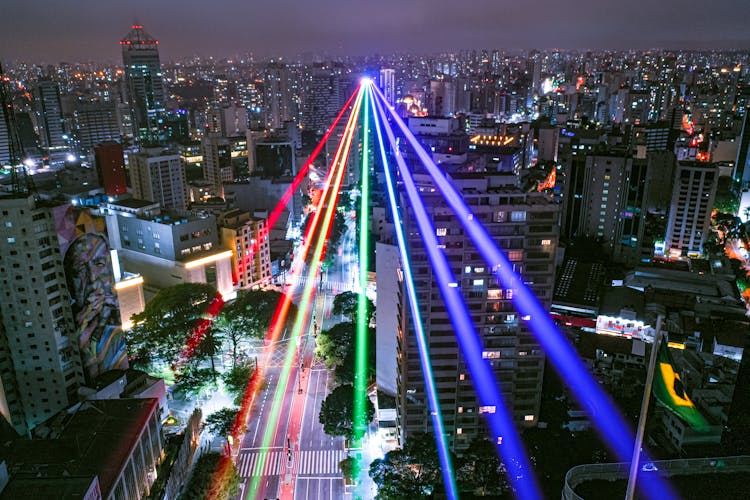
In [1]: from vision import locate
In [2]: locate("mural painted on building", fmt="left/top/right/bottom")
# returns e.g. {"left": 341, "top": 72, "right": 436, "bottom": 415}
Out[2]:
{"left": 54, "top": 205, "right": 128, "bottom": 381}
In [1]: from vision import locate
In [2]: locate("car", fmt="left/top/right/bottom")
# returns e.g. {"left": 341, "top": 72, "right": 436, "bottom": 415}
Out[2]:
{"left": 641, "top": 462, "right": 658, "bottom": 472}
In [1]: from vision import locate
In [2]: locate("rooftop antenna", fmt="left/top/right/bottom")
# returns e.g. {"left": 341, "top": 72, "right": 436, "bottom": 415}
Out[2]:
{"left": 0, "top": 62, "right": 36, "bottom": 196}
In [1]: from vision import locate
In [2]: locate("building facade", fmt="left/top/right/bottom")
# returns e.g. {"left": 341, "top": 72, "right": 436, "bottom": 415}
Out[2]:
{"left": 218, "top": 209, "right": 272, "bottom": 290}
{"left": 0, "top": 195, "right": 86, "bottom": 435}
{"left": 128, "top": 150, "right": 187, "bottom": 210}
{"left": 121, "top": 25, "right": 166, "bottom": 144}
{"left": 664, "top": 162, "right": 718, "bottom": 257}
{"left": 398, "top": 173, "right": 560, "bottom": 452}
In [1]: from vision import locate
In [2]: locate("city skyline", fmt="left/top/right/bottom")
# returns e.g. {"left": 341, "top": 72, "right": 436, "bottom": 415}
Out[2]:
{"left": 1, "top": 0, "right": 750, "bottom": 62}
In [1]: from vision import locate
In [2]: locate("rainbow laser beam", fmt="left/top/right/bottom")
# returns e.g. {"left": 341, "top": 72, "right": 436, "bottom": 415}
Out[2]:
{"left": 353, "top": 78, "right": 371, "bottom": 447}
{"left": 371, "top": 85, "right": 677, "bottom": 500}
{"left": 369, "top": 85, "right": 459, "bottom": 499}
{"left": 372, "top": 93, "right": 542, "bottom": 500}
{"left": 236, "top": 87, "right": 360, "bottom": 281}
{"left": 247, "top": 87, "right": 365, "bottom": 499}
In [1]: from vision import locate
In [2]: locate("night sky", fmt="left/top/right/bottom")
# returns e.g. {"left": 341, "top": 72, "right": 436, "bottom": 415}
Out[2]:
{"left": 2, "top": 0, "right": 749, "bottom": 62}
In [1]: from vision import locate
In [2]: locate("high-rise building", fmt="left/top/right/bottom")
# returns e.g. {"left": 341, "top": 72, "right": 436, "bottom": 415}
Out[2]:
{"left": 0, "top": 111, "right": 10, "bottom": 166}
{"left": 206, "top": 104, "right": 248, "bottom": 138}
{"left": 302, "top": 67, "right": 336, "bottom": 135}
{"left": 121, "top": 24, "right": 166, "bottom": 144}
{"left": 264, "top": 63, "right": 295, "bottom": 130}
{"left": 202, "top": 135, "right": 233, "bottom": 198}
{"left": 0, "top": 195, "right": 86, "bottom": 436}
{"left": 73, "top": 102, "right": 120, "bottom": 152}
{"left": 734, "top": 106, "right": 750, "bottom": 189}
{"left": 398, "top": 172, "right": 559, "bottom": 451}
{"left": 128, "top": 149, "right": 187, "bottom": 210}
{"left": 379, "top": 68, "right": 396, "bottom": 106}
{"left": 94, "top": 142, "right": 128, "bottom": 196}
{"left": 218, "top": 209, "right": 272, "bottom": 290}
{"left": 664, "top": 162, "right": 718, "bottom": 257}
{"left": 32, "top": 79, "right": 66, "bottom": 157}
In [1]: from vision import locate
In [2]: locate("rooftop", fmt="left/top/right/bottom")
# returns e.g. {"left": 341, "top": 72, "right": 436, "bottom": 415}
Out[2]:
{"left": 1, "top": 398, "right": 158, "bottom": 498}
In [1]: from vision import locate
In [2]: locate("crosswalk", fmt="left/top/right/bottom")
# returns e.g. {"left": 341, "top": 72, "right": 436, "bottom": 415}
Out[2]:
{"left": 285, "top": 275, "right": 351, "bottom": 292}
{"left": 237, "top": 450, "right": 287, "bottom": 477}
{"left": 236, "top": 449, "right": 348, "bottom": 478}
{"left": 296, "top": 449, "right": 347, "bottom": 476}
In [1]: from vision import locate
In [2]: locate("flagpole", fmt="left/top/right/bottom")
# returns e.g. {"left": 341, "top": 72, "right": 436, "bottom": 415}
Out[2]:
{"left": 625, "top": 313, "right": 664, "bottom": 500}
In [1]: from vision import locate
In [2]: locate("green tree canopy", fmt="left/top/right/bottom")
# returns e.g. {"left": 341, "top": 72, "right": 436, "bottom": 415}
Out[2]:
{"left": 128, "top": 283, "right": 218, "bottom": 371}
{"left": 179, "top": 452, "right": 240, "bottom": 500}
{"left": 457, "top": 438, "right": 509, "bottom": 496}
{"left": 205, "top": 407, "right": 240, "bottom": 437}
{"left": 319, "top": 384, "right": 374, "bottom": 440}
{"left": 369, "top": 432, "right": 445, "bottom": 499}
{"left": 222, "top": 360, "right": 255, "bottom": 406}
{"left": 316, "top": 321, "right": 355, "bottom": 369}
{"left": 212, "top": 289, "right": 290, "bottom": 366}
{"left": 333, "top": 327, "right": 376, "bottom": 386}
{"left": 332, "top": 291, "right": 374, "bottom": 323}
{"left": 172, "top": 366, "right": 216, "bottom": 400}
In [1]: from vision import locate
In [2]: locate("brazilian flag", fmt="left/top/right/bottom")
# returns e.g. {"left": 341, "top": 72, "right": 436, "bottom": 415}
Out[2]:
{"left": 652, "top": 340, "right": 709, "bottom": 430}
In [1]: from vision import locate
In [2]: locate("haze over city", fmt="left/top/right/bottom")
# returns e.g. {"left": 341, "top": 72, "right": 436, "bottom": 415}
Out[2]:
{"left": 1, "top": 2, "right": 750, "bottom": 500}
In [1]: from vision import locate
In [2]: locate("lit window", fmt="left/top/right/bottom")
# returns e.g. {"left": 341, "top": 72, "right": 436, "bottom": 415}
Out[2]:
{"left": 510, "top": 211, "right": 526, "bottom": 222}
{"left": 459, "top": 373, "right": 465, "bottom": 381}
{"left": 497, "top": 436, "right": 503, "bottom": 445}
{"left": 465, "top": 266, "right": 471, "bottom": 274}
{"left": 487, "top": 289, "right": 502, "bottom": 300}
{"left": 479, "top": 406, "right": 496, "bottom": 414}
{"left": 508, "top": 251, "right": 523, "bottom": 261}
{"left": 458, "top": 407, "right": 463, "bottom": 413}
{"left": 524, "top": 415, "right": 535, "bottom": 422}
{"left": 473, "top": 279, "right": 484, "bottom": 287}
{"left": 436, "top": 227, "right": 447, "bottom": 237}
{"left": 506, "top": 289, "right": 513, "bottom": 299}
{"left": 541, "top": 239, "right": 551, "bottom": 246}
{"left": 482, "top": 351, "right": 501, "bottom": 359}
{"left": 456, "top": 428, "right": 463, "bottom": 435}
{"left": 7, "top": 237, "right": 15, "bottom": 243}
{"left": 474, "top": 266, "right": 485, "bottom": 273}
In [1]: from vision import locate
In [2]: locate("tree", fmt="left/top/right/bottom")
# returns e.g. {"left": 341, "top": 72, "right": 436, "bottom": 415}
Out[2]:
{"left": 179, "top": 452, "right": 240, "bottom": 500}
{"left": 315, "top": 321, "right": 355, "bottom": 369}
{"left": 223, "top": 360, "right": 255, "bottom": 406}
{"left": 369, "top": 432, "right": 444, "bottom": 499}
{"left": 333, "top": 327, "right": 376, "bottom": 386}
{"left": 205, "top": 408, "right": 240, "bottom": 437}
{"left": 128, "top": 283, "right": 218, "bottom": 372}
{"left": 319, "top": 384, "right": 374, "bottom": 440}
{"left": 173, "top": 366, "right": 216, "bottom": 400}
{"left": 332, "top": 291, "right": 374, "bottom": 323}
{"left": 457, "top": 438, "right": 509, "bottom": 496}
{"left": 339, "top": 455, "right": 361, "bottom": 484}
{"left": 213, "top": 289, "right": 293, "bottom": 366}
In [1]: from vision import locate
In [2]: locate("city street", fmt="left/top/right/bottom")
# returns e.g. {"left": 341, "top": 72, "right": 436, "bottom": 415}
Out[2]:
{"left": 234, "top": 217, "right": 356, "bottom": 499}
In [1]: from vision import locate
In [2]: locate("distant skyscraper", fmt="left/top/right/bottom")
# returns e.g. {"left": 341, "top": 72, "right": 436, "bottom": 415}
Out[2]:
{"left": 665, "top": 162, "right": 718, "bottom": 257}
{"left": 264, "top": 63, "right": 295, "bottom": 130}
{"left": 379, "top": 68, "right": 396, "bottom": 106}
{"left": 0, "top": 195, "right": 86, "bottom": 436}
{"left": 94, "top": 142, "right": 128, "bottom": 196}
{"left": 302, "top": 67, "right": 335, "bottom": 135}
{"left": 33, "top": 79, "right": 65, "bottom": 150}
{"left": 73, "top": 102, "right": 120, "bottom": 152}
{"left": 129, "top": 149, "right": 187, "bottom": 210}
{"left": 121, "top": 24, "right": 166, "bottom": 144}
{"left": 202, "top": 135, "right": 233, "bottom": 198}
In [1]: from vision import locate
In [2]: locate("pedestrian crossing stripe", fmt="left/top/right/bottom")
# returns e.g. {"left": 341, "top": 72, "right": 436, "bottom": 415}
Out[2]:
{"left": 236, "top": 449, "right": 348, "bottom": 478}
{"left": 297, "top": 450, "right": 347, "bottom": 476}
